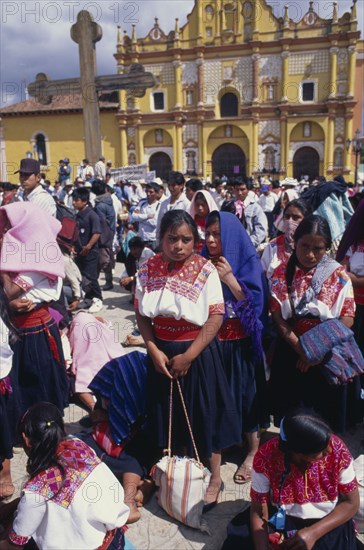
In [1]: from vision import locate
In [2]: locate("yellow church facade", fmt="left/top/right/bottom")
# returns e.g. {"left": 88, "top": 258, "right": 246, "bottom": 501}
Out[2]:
{"left": 116, "top": 0, "right": 363, "bottom": 181}
{"left": 0, "top": 0, "right": 363, "bottom": 183}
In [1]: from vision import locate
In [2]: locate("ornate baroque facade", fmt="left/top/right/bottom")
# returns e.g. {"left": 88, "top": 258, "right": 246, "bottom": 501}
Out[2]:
{"left": 116, "top": 0, "right": 363, "bottom": 181}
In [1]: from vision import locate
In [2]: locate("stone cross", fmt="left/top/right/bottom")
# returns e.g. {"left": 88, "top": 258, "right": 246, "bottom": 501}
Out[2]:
{"left": 27, "top": 11, "right": 155, "bottom": 164}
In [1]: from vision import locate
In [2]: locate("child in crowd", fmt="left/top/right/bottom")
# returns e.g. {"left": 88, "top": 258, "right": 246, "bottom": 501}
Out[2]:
{"left": 0, "top": 402, "right": 129, "bottom": 549}
{"left": 72, "top": 188, "right": 103, "bottom": 313}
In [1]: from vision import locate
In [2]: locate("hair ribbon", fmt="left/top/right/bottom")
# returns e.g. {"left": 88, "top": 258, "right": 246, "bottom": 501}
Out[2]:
{"left": 280, "top": 417, "right": 287, "bottom": 442}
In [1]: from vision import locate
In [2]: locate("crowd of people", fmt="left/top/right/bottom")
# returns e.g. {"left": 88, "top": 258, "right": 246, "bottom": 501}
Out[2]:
{"left": 0, "top": 155, "right": 363, "bottom": 549}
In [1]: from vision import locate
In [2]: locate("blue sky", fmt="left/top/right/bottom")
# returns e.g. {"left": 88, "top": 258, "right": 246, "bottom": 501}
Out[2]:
{"left": 0, "top": 0, "right": 363, "bottom": 108}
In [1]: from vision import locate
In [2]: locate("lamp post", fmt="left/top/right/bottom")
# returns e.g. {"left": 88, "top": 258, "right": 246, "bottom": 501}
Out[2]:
{"left": 346, "top": 128, "right": 364, "bottom": 184}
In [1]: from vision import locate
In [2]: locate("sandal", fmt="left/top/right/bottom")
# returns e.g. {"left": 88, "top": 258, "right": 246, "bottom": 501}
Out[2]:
{"left": 233, "top": 462, "right": 252, "bottom": 485}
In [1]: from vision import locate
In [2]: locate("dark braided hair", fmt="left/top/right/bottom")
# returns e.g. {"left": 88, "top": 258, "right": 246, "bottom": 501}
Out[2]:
{"left": 19, "top": 402, "right": 67, "bottom": 492}
{"left": 285, "top": 215, "right": 332, "bottom": 293}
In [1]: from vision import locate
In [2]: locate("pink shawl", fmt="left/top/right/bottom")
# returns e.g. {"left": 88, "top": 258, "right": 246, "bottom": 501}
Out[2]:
{"left": 188, "top": 189, "right": 219, "bottom": 218}
{"left": 69, "top": 312, "right": 124, "bottom": 393}
{"left": 0, "top": 202, "right": 64, "bottom": 278}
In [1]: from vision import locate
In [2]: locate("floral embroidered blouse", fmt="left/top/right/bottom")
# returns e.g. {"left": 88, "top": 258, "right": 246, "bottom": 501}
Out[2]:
{"left": 9, "top": 438, "right": 129, "bottom": 549}
{"left": 135, "top": 253, "right": 225, "bottom": 326}
{"left": 251, "top": 435, "right": 357, "bottom": 519}
{"left": 12, "top": 271, "right": 63, "bottom": 304}
{"left": 269, "top": 261, "right": 355, "bottom": 321}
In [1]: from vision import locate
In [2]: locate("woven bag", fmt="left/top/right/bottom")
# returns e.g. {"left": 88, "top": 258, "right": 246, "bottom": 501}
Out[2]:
{"left": 151, "top": 379, "right": 211, "bottom": 532}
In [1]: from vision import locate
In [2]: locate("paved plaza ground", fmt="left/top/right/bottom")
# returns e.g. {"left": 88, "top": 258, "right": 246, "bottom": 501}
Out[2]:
{"left": 2, "top": 263, "right": 363, "bottom": 549}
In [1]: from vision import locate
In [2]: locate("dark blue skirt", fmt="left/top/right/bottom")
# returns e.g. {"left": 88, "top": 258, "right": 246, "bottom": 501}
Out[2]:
{"left": 9, "top": 318, "right": 70, "bottom": 442}
{"left": 147, "top": 337, "right": 240, "bottom": 458}
{"left": 220, "top": 337, "right": 269, "bottom": 434}
{"left": 0, "top": 387, "right": 14, "bottom": 466}
{"left": 269, "top": 337, "right": 362, "bottom": 433}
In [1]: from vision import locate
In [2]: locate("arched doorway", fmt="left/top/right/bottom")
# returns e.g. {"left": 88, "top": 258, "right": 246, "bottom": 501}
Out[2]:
{"left": 212, "top": 143, "right": 246, "bottom": 178}
{"left": 149, "top": 152, "right": 172, "bottom": 181}
{"left": 293, "top": 147, "right": 320, "bottom": 182}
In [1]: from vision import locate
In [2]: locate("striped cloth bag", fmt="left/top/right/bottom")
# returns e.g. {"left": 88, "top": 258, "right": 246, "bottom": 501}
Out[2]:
{"left": 151, "top": 379, "right": 211, "bottom": 532}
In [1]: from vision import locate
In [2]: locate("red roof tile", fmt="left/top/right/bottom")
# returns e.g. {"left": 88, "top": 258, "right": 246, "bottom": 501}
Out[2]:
{"left": 0, "top": 92, "right": 119, "bottom": 115}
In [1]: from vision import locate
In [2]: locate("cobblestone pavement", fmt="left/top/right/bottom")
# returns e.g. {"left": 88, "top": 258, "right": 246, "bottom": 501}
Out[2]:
{"left": 3, "top": 265, "right": 364, "bottom": 549}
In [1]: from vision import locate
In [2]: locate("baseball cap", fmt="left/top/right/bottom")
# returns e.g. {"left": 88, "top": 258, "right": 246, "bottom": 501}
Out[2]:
{"left": 15, "top": 158, "right": 40, "bottom": 174}
{"left": 261, "top": 184, "right": 270, "bottom": 193}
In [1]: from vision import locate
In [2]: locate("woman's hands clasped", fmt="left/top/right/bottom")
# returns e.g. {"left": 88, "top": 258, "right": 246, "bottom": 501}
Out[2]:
{"left": 150, "top": 347, "right": 191, "bottom": 379}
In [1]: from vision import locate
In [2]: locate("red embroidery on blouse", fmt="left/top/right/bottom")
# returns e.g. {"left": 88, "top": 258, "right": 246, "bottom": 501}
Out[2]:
{"left": 8, "top": 529, "right": 30, "bottom": 546}
{"left": 209, "top": 303, "right": 225, "bottom": 315}
{"left": 139, "top": 253, "right": 216, "bottom": 304}
{"left": 24, "top": 438, "right": 100, "bottom": 509}
{"left": 12, "top": 275, "right": 32, "bottom": 292}
{"left": 251, "top": 435, "right": 357, "bottom": 507}
{"left": 270, "top": 263, "right": 355, "bottom": 316}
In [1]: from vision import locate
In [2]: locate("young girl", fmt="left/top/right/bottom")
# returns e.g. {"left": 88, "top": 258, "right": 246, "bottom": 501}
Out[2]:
{"left": 188, "top": 190, "right": 218, "bottom": 252}
{"left": 135, "top": 210, "right": 240, "bottom": 507}
{"left": 269, "top": 214, "right": 360, "bottom": 432}
{"left": 1, "top": 402, "right": 129, "bottom": 549}
{"left": 0, "top": 203, "right": 69, "bottom": 429}
{"left": 203, "top": 211, "right": 268, "bottom": 485}
{"left": 261, "top": 199, "right": 311, "bottom": 280}
{"left": 224, "top": 410, "right": 360, "bottom": 550}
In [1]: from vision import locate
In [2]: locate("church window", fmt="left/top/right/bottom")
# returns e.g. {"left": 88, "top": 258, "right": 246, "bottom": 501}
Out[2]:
{"left": 301, "top": 82, "right": 315, "bottom": 102}
{"left": 334, "top": 147, "right": 343, "bottom": 168}
{"left": 220, "top": 92, "right": 238, "bottom": 117}
{"left": 186, "top": 89, "right": 194, "bottom": 105}
{"left": 35, "top": 133, "right": 47, "bottom": 165}
{"left": 152, "top": 91, "right": 165, "bottom": 111}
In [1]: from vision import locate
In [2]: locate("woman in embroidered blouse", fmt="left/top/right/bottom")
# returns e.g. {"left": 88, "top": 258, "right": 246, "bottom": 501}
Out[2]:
{"left": 249, "top": 410, "right": 359, "bottom": 550}
{"left": 337, "top": 198, "right": 364, "bottom": 356}
{"left": 135, "top": 210, "right": 240, "bottom": 507}
{"left": 269, "top": 215, "right": 360, "bottom": 433}
{"left": 0, "top": 202, "right": 69, "bottom": 434}
{"left": 203, "top": 211, "right": 268, "bottom": 485}
{"left": 0, "top": 402, "right": 129, "bottom": 550}
{"left": 261, "top": 199, "right": 311, "bottom": 281}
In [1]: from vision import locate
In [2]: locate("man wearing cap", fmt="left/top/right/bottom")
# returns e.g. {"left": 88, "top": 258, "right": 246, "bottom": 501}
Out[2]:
{"left": 131, "top": 181, "right": 161, "bottom": 251}
{"left": 58, "top": 158, "right": 72, "bottom": 187}
{"left": 16, "top": 158, "right": 56, "bottom": 217}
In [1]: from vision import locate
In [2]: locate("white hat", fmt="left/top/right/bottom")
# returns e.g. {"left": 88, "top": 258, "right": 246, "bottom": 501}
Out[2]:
{"left": 280, "top": 177, "right": 299, "bottom": 187}
{"left": 84, "top": 181, "right": 92, "bottom": 188}
{"left": 153, "top": 177, "right": 164, "bottom": 188}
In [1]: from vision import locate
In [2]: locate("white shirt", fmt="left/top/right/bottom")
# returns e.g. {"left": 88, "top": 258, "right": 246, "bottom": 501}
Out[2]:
{"left": 131, "top": 199, "right": 161, "bottom": 242}
{"left": 25, "top": 185, "right": 56, "bottom": 217}
{"left": 94, "top": 160, "right": 106, "bottom": 179}
{"left": 10, "top": 440, "right": 129, "bottom": 550}
{"left": 0, "top": 317, "right": 13, "bottom": 379}
{"left": 13, "top": 272, "right": 63, "bottom": 304}
{"left": 258, "top": 192, "right": 278, "bottom": 212}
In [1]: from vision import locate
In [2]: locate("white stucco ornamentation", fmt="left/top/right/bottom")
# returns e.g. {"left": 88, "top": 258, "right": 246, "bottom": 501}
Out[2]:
{"left": 144, "top": 63, "right": 175, "bottom": 85}
{"left": 259, "top": 55, "right": 282, "bottom": 79}
{"left": 289, "top": 141, "right": 324, "bottom": 162}
{"left": 288, "top": 51, "right": 329, "bottom": 75}
{"left": 258, "top": 120, "right": 280, "bottom": 139}
{"left": 182, "top": 62, "right": 198, "bottom": 85}
{"left": 183, "top": 124, "right": 198, "bottom": 143}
